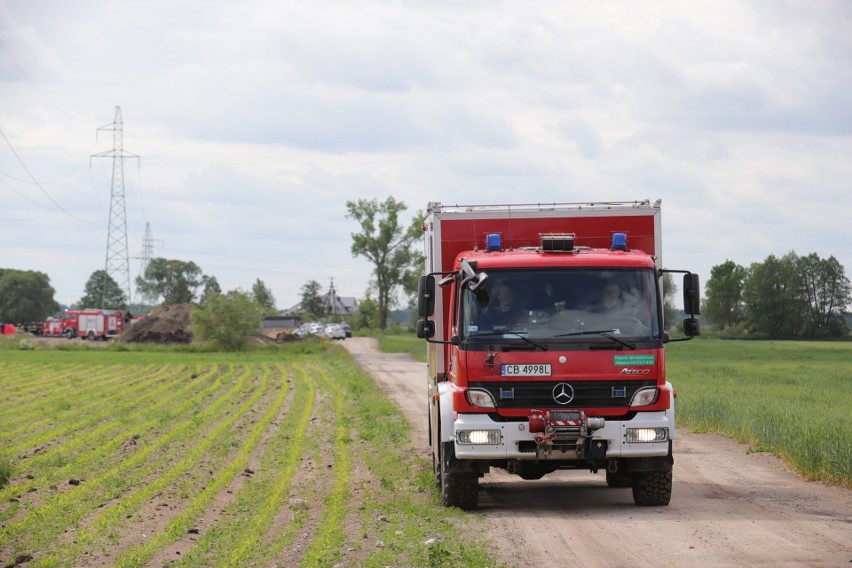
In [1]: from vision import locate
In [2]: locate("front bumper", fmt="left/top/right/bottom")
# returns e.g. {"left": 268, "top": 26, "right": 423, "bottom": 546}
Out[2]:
{"left": 452, "top": 411, "right": 672, "bottom": 460}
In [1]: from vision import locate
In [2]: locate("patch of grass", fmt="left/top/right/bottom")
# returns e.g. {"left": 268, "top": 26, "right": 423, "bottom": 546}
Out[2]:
{"left": 0, "top": 456, "right": 12, "bottom": 489}
{"left": 377, "top": 332, "right": 426, "bottom": 362}
{"left": 667, "top": 339, "right": 852, "bottom": 487}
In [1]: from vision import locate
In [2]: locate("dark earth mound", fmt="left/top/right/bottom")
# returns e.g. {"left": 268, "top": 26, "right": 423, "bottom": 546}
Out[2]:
{"left": 121, "top": 304, "right": 193, "bottom": 344}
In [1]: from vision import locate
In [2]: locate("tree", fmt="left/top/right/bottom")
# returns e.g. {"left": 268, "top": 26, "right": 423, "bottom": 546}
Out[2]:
{"left": 353, "top": 296, "right": 379, "bottom": 330}
{"left": 346, "top": 197, "right": 422, "bottom": 330}
{"left": 744, "top": 253, "right": 806, "bottom": 336}
{"left": 0, "top": 269, "right": 59, "bottom": 323}
{"left": 136, "top": 258, "right": 203, "bottom": 305}
{"left": 190, "top": 290, "right": 262, "bottom": 351}
{"left": 199, "top": 275, "right": 222, "bottom": 305}
{"left": 795, "top": 253, "right": 851, "bottom": 336}
{"left": 299, "top": 280, "right": 326, "bottom": 319}
{"left": 251, "top": 278, "right": 277, "bottom": 315}
{"left": 703, "top": 260, "right": 747, "bottom": 330}
{"left": 78, "top": 270, "right": 127, "bottom": 310}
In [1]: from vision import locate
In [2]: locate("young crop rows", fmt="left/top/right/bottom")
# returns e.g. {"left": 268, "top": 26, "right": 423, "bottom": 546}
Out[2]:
{"left": 0, "top": 349, "right": 489, "bottom": 567}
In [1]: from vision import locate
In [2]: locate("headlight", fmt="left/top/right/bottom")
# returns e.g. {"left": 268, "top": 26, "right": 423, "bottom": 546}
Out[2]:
{"left": 466, "top": 388, "right": 496, "bottom": 408}
{"left": 629, "top": 387, "right": 659, "bottom": 407}
{"left": 457, "top": 429, "right": 502, "bottom": 445}
{"left": 626, "top": 428, "right": 668, "bottom": 443}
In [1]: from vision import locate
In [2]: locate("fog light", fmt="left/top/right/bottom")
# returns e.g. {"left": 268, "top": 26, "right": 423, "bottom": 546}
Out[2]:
{"left": 626, "top": 428, "right": 668, "bottom": 443}
{"left": 457, "top": 429, "right": 501, "bottom": 445}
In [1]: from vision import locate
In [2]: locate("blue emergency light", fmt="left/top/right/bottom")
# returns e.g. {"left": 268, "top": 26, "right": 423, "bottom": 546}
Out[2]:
{"left": 486, "top": 233, "right": 502, "bottom": 252}
{"left": 611, "top": 232, "right": 628, "bottom": 251}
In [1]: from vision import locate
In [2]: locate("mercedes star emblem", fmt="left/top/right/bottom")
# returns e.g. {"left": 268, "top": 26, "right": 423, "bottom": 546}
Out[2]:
{"left": 552, "top": 382, "right": 574, "bottom": 405}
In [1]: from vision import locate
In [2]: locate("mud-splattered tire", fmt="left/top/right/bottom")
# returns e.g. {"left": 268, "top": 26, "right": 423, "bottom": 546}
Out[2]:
{"left": 631, "top": 470, "right": 672, "bottom": 506}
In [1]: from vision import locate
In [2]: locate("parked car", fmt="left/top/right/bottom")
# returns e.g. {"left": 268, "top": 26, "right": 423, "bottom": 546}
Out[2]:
{"left": 294, "top": 326, "right": 309, "bottom": 337}
{"left": 338, "top": 322, "right": 352, "bottom": 338}
{"left": 325, "top": 324, "right": 346, "bottom": 340}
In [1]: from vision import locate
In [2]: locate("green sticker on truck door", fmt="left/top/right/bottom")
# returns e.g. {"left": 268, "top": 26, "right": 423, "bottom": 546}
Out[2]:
{"left": 614, "top": 354, "right": 655, "bottom": 366}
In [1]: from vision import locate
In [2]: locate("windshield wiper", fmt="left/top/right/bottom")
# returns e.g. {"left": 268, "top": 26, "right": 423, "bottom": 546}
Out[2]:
{"left": 471, "top": 330, "right": 548, "bottom": 351}
{"left": 555, "top": 329, "right": 636, "bottom": 350}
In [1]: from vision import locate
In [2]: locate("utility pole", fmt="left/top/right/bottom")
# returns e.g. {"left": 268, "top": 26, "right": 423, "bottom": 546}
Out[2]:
{"left": 92, "top": 106, "right": 139, "bottom": 305}
{"left": 329, "top": 278, "right": 338, "bottom": 321}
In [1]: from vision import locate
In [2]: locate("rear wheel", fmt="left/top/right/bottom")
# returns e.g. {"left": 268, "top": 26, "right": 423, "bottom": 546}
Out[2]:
{"left": 631, "top": 470, "right": 672, "bottom": 506}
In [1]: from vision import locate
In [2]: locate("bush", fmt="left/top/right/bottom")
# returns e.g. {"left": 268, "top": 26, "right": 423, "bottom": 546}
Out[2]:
{"left": 190, "top": 291, "right": 262, "bottom": 351}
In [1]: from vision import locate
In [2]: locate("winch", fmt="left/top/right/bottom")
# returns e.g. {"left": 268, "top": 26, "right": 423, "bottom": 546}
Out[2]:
{"left": 528, "top": 409, "right": 606, "bottom": 458}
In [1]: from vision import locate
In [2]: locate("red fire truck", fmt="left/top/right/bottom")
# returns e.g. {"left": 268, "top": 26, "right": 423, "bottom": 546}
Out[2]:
{"left": 44, "top": 317, "right": 62, "bottom": 337}
{"left": 59, "top": 309, "right": 124, "bottom": 340}
{"left": 416, "top": 200, "right": 700, "bottom": 509}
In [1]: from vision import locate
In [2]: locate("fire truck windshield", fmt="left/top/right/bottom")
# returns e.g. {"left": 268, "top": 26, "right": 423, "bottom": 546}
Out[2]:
{"left": 461, "top": 268, "right": 660, "bottom": 342}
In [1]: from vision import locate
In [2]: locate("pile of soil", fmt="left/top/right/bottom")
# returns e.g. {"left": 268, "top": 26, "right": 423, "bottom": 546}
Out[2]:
{"left": 258, "top": 328, "right": 301, "bottom": 343}
{"left": 121, "top": 304, "right": 193, "bottom": 344}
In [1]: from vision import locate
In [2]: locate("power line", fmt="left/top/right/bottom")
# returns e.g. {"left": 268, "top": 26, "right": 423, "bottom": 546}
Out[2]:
{"left": 0, "top": 125, "right": 102, "bottom": 223}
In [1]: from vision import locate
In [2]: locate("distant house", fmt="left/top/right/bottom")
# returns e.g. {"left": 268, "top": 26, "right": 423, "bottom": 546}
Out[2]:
{"left": 322, "top": 287, "right": 357, "bottom": 318}
{"left": 286, "top": 281, "right": 357, "bottom": 320}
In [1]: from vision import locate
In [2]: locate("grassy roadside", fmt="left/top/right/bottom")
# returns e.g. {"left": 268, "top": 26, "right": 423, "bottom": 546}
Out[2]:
{"left": 376, "top": 333, "right": 852, "bottom": 487}
{"left": 377, "top": 333, "right": 427, "bottom": 362}
{"left": 0, "top": 338, "right": 506, "bottom": 567}
{"left": 666, "top": 339, "right": 851, "bottom": 487}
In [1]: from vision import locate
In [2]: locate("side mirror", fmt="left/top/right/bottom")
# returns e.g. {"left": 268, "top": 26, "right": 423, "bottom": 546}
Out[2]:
{"left": 682, "top": 273, "right": 701, "bottom": 315}
{"left": 683, "top": 317, "right": 700, "bottom": 337}
{"left": 416, "top": 319, "right": 435, "bottom": 339}
{"left": 417, "top": 275, "right": 435, "bottom": 318}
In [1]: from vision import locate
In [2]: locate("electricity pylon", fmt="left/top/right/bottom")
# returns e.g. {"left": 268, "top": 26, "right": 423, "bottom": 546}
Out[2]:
{"left": 135, "top": 221, "right": 163, "bottom": 282}
{"left": 92, "top": 106, "right": 139, "bottom": 305}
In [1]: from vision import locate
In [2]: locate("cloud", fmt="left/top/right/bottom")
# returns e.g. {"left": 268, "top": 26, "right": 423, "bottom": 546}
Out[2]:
{"left": 1, "top": 0, "right": 851, "bottom": 309}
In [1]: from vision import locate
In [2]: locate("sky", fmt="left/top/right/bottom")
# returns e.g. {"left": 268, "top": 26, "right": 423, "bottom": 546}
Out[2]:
{"left": 2, "top": 1, "right": 851, "bottom": 310}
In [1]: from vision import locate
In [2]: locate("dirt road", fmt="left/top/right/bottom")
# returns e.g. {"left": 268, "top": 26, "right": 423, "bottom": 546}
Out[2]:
{"left": 343, "top": 337, "right": 851, "bottom": 567}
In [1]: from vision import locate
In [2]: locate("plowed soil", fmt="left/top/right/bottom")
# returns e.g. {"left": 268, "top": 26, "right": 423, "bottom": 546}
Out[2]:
{"left": 342, "top": 337, "right": 852, "bottom": 567}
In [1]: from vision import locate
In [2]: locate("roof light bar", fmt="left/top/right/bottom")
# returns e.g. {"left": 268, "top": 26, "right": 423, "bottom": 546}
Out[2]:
{"left": 485, "top": 233, "right": 502, "bottom": 252}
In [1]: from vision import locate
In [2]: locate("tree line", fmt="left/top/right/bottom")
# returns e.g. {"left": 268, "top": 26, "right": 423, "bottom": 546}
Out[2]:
{"left": 703, "top": 252, "right": 851, "bottom": 338}
{"left": 7, "top": 198, "right": 848, "bottom": 340}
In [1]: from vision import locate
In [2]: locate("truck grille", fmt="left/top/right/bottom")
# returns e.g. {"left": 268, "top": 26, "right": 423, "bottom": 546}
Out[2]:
{"left": 468, "top": 380, "right": 657, "bottom": 409}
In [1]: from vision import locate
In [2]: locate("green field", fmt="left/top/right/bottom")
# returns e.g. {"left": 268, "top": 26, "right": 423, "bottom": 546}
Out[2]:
{"left": 0, "top": 341, "right": 502, "bottom": 568}
{"left": 666, "top": 339, "right": 851, "bottom": 486}
{"left": 379, "top": 334, "right": 852, "bottom": 487}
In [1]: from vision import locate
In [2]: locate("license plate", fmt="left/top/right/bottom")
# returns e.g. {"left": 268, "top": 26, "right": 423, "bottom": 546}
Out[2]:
{"left": 501, "top": 364, "right": 552, "bottom": 377}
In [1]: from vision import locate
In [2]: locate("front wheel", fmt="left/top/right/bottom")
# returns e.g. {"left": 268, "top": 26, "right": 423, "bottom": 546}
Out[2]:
{"left": 440, "top": 443, "right": 478, "bottom": 510}
{"left": 631, "top": 470, "right": 672, "bottom": 506}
